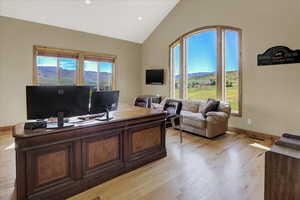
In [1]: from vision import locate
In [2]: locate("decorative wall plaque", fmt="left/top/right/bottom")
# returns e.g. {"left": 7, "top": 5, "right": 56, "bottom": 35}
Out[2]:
{"left": 257, "top": 46, "right": 300, "bottom": 66}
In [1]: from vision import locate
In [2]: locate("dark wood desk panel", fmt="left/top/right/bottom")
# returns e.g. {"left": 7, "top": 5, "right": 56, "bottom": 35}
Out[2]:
{"left": 13, "top": 105, "right": 167, "bottom": 200}
{"left": 265, "top": 140, "right": 300, "bottom": 200}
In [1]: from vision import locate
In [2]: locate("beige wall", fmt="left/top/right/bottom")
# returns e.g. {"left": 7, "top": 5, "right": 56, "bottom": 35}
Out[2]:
{"left": 142, "top": 0, "right": 300, "bottom": 136}
{"left": 0, "top": 16, "right": 142, "bottom": 126}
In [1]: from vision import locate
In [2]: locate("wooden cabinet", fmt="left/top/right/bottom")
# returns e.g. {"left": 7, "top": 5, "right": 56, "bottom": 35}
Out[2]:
{"left": 26, "top": 142, "right": 76, "bottom": 194}
{"left": 126, "top": 121, "right": 166, "bottom": 170}
{"left": 13, "top": 105, "right": 166, "bottom": 200}
{"left": 82, "top": 129, "right": 125, "bottom": 188}
{"left": 265, "top": 135, "right": 300, "bottom": 200}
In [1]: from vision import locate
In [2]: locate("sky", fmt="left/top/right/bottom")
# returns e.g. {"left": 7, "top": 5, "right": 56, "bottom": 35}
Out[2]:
{"left": 174, "top": 30, "right": 239, "bottom": 74}
{"left": 37, "top": 56, "right": 112, "bottom": 73}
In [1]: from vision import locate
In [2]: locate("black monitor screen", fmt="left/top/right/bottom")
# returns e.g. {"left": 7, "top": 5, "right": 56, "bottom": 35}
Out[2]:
{"left": 90, "top": 90, "right": 119, "bottom": 114}
{"left": 146, "top": 69, "right": 164, "bottom": 85}
{"left": 26, "top": 86, "right": 91, "bottom": 119}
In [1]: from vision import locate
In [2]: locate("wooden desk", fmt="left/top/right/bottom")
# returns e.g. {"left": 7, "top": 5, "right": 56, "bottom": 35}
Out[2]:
{"left": 265, "top": 136, "right": 300, "bottom": 200}
{"left": 13, "top": 105, "right": 167, "bottom": 200}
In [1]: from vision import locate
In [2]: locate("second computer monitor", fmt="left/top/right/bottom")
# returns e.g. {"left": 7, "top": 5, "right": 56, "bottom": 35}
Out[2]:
{"left": 90, "top": 90, "right": 120, "bottom": 115}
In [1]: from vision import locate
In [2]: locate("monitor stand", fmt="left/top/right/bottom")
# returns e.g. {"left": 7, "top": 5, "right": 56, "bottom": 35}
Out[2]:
{"left": 96, "top": 108, "right": 113, "bottom": 121}
{"left": 46, "top": 112, "right": 74, "bottom": 129}
{"left": 46, "top": 122, "right": 74, "bottom": 129}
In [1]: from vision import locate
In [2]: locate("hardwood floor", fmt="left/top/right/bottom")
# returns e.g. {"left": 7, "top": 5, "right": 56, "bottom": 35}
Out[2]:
{"left": 0, "top": 129, "right": 272, "bottom": 200}
{"left": 0, "top": 131, "right": 16, "bottom": 200}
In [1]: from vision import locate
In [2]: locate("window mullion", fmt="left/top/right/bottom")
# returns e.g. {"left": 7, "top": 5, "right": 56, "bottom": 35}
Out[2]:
{"left": 33, "top": 50, "right": 38, "bottom": 85}
{"left": 216, "top": 28, "right": 224, "bottom": 100}
{"left": 57, "top": 58, "right": 61, "bottom": 85}
{"left": 112, "top": 62, "right": 116, "bottom": 90}
{"left": 97, "top": 62, "right": 100, "bottom": 91}
{"left": 170, "top": 45, "right": 176, "bottom": 98}
{"left": 181, "top": 38, "right": 187, "bottom": 99}
{"left": 77, "top": 55, "right": 84, "bottom": 85}
{"left": 222, "top": 29, "right": 226, "bottom": 101}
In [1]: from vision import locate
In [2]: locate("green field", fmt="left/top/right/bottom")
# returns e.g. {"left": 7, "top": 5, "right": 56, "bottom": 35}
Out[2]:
{"left": 175, "top": 71, "right": 239, "bottom": 111}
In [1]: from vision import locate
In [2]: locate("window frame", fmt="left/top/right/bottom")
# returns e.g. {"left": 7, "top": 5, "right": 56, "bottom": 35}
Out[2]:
{"left": 33, "top": 45, "right": 117, "bottom": 90}
{"left": 169, "top": 26, "right": 242, "bottom": 116}
{"left": 169, "top": 40, "right": 181, "bottom": 99}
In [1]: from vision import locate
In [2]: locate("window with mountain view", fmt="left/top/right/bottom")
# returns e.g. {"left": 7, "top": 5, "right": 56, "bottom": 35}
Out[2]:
{"left": 186, "top": 30, "right": 217, "bottom": 100}
{"left": 170, "top": 26, "right": 242, "bottom": 115}
{"left": 225, "top": 30, "right": 240, "bottom": 112}
{"left": 34, "top": 46, "right": 116, "bottom": 90}
{"left": 37, "top": 56, "right": 77, "bottom": 85}
{"left": 59, "top": 58, "right": 77, "bottom": 85}
{"left": 84, "top": 60, "right": 98, "bottom": 87}
{"left": 84, "top": 61, "right": 113, "bottom": 91}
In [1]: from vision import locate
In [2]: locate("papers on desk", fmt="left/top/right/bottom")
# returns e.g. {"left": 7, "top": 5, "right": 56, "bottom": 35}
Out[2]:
{"left": 73, "top": 119, "right": 101, "bottom": 127}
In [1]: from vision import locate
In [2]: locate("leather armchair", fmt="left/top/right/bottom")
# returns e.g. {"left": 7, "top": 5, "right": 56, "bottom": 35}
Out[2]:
{"left": 163, "top": 99, "right": 182, "bottom": 128}
{"left": 134, "top": 97, "right": 151, "bottom": 108}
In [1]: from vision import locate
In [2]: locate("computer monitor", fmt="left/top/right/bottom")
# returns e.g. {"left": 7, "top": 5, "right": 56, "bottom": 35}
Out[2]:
{"left": 90, "top": 90, "right": 120, "bottom": 121}
{"left": 26, "top": 86, "right": 91, "bottom": 120}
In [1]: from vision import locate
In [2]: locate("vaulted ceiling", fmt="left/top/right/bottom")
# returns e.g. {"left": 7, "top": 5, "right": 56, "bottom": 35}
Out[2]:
{"left": 0, "top": 0, "right": 179, "bottom": 43}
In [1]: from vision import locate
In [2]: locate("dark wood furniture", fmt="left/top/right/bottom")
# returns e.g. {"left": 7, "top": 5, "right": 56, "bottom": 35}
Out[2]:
{"left": 13, "top": 105, "right": 166, "bottom": 200}
{"left": 134, "top": 96, "right": 151, "bottom": 108}
{"left": 163, "top": 99, "right": 183, "bottom": 143}
{"left": 163, "top": 99, "right": 182, "bottom": 127}
{"left": 265, "top": 134, "right": 300, "bottom": 200}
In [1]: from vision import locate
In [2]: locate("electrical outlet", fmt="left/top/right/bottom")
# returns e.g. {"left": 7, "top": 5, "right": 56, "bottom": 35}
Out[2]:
{"left": 247, "top": 118, "right": 252, "bottom": 125}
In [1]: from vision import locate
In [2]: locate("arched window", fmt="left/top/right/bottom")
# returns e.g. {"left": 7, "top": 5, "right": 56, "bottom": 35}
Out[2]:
{"left": 170, "top": 26, "right": 242, "bottom": 116}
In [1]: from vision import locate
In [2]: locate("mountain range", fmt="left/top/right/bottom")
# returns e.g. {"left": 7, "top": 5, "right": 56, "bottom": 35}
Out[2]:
{"left": 175, "top": 72, "right": 214, "bottom": 79}
{"left": 38, "top": 66, "right": 112, "bottom": 83}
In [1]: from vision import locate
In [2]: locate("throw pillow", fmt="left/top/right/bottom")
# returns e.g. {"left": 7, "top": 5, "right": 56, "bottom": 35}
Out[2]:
{"left": 201, "top": 99, "right": 220, "bottom": 118}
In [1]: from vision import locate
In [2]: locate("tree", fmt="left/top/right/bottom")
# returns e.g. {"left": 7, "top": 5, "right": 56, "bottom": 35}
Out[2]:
{"left": 209, "top": 79, "right": 216, "bottom": 86}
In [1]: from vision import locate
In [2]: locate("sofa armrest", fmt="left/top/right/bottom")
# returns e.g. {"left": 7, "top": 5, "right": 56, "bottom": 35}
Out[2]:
{"left": 205, "top": 111, "right": 229, "bottom": 138}
{"left": 206, "top": 112, "right": 229, "bottom": 122}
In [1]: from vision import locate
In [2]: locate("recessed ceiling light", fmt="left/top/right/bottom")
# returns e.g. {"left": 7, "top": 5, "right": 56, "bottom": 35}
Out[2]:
{"left": 85, "top": 0, "right": 91, "bottom": 5}
{"left": 138, "top": 17, "right": 143, "bottom": 21}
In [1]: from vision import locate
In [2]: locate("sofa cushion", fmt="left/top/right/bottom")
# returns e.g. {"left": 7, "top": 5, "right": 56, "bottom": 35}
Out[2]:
{"left": 181, "top": 100, "right": 200, "bottom": 113}
{"left": 181, "top": 111, "right": 206, "bottom": 129}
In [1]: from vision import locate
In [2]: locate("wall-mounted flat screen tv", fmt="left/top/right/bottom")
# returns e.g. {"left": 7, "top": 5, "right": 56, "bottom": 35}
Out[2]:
{"left": 146, "top": 69, "right": 164, "bottom": 85}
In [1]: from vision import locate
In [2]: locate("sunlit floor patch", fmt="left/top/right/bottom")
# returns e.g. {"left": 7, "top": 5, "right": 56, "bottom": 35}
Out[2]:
{"left": 4, "top": 143, "right": 15, "bottom": 151}
{"left": 250, "top": 143, "right": 270, "bottom": 151}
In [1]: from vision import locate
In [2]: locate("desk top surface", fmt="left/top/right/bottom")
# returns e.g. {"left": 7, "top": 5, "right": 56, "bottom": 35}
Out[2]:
{"left": 13, "top": 104, "right": 165, "bottom": 138}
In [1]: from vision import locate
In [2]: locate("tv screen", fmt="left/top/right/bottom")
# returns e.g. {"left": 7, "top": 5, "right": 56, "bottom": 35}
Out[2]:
{"left": 26, "top": 86, "right": 91, "bottom": 119}
{"left": 146, "top": 69, "right": 164, "bottom": 85}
